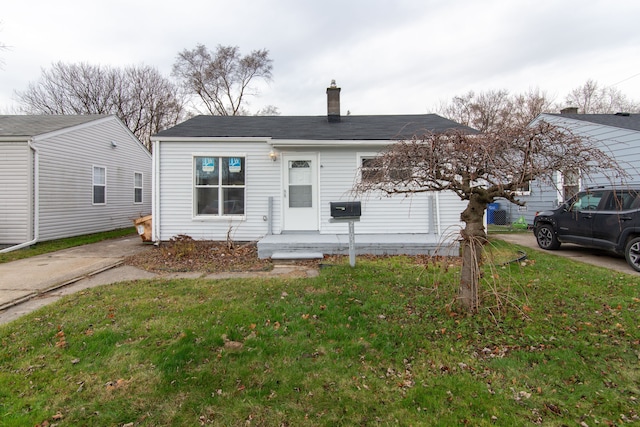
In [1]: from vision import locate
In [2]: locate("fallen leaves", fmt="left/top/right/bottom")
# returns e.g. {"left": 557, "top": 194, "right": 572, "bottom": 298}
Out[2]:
{"left": 54, "top": 326, "right": 67, "bottom": 349}
{"left": 221, "top": 333, "right": 244, "bottom": 350}
{"left": 105, "top": 378, "right": 129, "bottom": 391}
{"left": 125, "top": 238, "right": 272, "bottom": 273}
{"left": 35, "top": 412, "right": 64, "bottom": 427}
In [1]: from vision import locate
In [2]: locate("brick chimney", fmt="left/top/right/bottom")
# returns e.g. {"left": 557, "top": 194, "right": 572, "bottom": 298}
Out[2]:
{"left": 326, "top": 80, "right": 341, "bottom": 123}
{"left": 560, "top": 107, "right": 579, "bottom": 114}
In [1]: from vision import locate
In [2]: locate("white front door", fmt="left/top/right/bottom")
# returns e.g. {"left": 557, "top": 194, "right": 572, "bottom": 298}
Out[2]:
{"left": 283, "top": 153, "right": 319, "bottom": 231}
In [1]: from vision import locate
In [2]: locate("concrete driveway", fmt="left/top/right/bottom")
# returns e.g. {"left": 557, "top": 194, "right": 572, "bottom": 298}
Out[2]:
{"left": 0, "top": 236, "right": 318, "bottom": 325}
{"left": 0, "top": 236, "right": 154, "bottom": 312}
{"left": 493, "top": 232, "right": 638, "bottom": 275}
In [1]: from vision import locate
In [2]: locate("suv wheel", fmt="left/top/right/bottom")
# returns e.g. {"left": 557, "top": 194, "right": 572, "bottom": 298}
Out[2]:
{"left": 535, "top": 224, "right": 560, "bottom": 250}
{"left": 625, "top": 237, "right": 640, "bottom": 272}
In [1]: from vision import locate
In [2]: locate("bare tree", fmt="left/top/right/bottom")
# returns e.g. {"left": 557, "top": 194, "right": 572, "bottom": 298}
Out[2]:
{"left": 172, "top": 44, "right": 273, "bottom": 116}
{"left": 254, "top": 105, "right": 280, "bottom": 116}
{"left": 354, "top": 122, "right": 624, "bottom": 313}
{"left": 562, "top": 79, "right": 640, "bottom": 113}
{"left": 15, "top": 62, "right": 185, "bottom": 148}
{"left": 510, "top": 88, "right": 555, "bottom": 127}
{"left": 436, "top": 88, "right": 554, "bottom": 132}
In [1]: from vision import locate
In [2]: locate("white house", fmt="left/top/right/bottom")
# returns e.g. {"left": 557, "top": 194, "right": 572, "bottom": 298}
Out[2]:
{"left": 150, "top": 83, "right": 475, "bottom": 258}
{"left": 514, "top": 110, "right": 640, "bottom": 225}
{"left": 0, "top": 115, "right": 152, "bottom": 250}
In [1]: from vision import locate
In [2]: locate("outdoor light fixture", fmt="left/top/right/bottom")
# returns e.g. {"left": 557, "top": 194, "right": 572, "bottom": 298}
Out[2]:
{"left": 269, "top": 150, "right": 278, "bottom": 161}
{"left": 111, "top": 140, "right": 118, "bottom": 148}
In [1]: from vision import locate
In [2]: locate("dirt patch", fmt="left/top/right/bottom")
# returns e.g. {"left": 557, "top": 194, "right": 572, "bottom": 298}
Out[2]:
{"left": 125, "top": 235, "right": 275, "bottom": 273}
{"left": 124, "top": 234, "right": 458, "bottom": 275}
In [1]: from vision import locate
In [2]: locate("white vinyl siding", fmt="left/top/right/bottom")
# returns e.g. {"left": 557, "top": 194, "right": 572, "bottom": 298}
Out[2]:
{"left": 156, "top": 141, "right": 280, "bottom": 241}
{"left": 0, "top": 142, "right": 31, "bottom": 243}
{"left": 320, "top": 148, "right": 464, "bottom": 235}
{"left": 32, "top": 117, "right": 152, "bottom": 242}
{"left": 155, "top": 141, "right": 466, "bottom": 242}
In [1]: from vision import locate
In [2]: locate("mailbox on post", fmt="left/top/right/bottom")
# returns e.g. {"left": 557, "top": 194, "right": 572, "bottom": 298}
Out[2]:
{"left": 330, "top": 201, "right": 361, "bottom": 218}
{"left": 329, "top": 201, "right": 361, "bottom": 267}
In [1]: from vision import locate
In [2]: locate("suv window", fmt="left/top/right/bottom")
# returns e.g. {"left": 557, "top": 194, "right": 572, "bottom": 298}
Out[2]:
{"left": 569, "top": 192, "right": 603, "bottom": 211}
{"left": 601, "top": 190, "right": 640, "bottom": 211}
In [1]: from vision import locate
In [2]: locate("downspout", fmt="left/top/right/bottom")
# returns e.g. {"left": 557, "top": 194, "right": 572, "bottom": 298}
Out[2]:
{"left": 0, "top": 139, "right": 40, "bottom": 253}
{"left": 151, "top": 139, "right": 160, "bottom": 245}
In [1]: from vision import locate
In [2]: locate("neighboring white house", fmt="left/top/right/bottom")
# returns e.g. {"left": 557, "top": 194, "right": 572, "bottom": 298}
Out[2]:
{"left": 0, "top": 115, "right": 152, "bottom": 249}
{"left": 514, "top": 111, "right": 640, "bottom": 225}
{"left": 150, "top": 82, "right": 475, "bottom": 257}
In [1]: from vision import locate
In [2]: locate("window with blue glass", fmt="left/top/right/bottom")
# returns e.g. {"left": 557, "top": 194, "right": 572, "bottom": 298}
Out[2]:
{"left": 194, "top": 156, "right": 245, "bottom": 216}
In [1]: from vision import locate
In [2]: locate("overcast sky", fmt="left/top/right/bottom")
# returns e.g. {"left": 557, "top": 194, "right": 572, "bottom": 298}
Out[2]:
{"left": 1, "top": 0, "right": 640, "bottom": 116}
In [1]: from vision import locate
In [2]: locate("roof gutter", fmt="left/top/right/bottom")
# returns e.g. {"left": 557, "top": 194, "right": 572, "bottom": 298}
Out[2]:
{"left": 148, "top": 136, "right": 394, "bottom": 148}
{"left": 0, "top": 139, "right": 40, "bottom": 253}
{"left": 267, "top": 139, "right": 393, "bottom": 148}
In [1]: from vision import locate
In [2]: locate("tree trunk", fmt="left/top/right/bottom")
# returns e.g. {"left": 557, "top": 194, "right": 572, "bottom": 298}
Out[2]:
{"left": 458, "top": 194, "right": 489, "bottom": 313}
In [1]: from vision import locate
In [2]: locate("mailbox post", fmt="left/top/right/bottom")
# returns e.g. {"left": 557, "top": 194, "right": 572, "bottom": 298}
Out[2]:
{"left": 329, "top": 201, "right": 361, "bottom": 267}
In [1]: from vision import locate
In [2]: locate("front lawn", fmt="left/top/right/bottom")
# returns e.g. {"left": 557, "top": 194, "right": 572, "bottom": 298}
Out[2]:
{"left": 1, "top": 240, "right": 638, "bottom": 426}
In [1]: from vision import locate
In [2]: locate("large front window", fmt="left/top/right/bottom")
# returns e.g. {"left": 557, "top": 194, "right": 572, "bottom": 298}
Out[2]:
{"left": 195, "top": 156, "right": 245, "bottom": 216}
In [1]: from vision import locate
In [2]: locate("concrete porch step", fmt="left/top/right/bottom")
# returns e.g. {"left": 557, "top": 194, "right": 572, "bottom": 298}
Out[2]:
{"left": 270, "top": 251, "right": 324, "bottom": 260}
{"left": 257, "top": 233, "right": 459, "bottom": 259}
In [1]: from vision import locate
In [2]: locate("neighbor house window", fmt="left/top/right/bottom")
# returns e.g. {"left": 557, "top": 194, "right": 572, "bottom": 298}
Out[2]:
{"left": 194, "top": 156, "right": 245, "bottom": 216}
{"left": 134, "top": 172, "right": 143, "bottom": 204}
{"left": 562, "top": 169, "right": 580, "bottom": 201}
{"left": 93, "top": 166, "right": 106, "bottom": 204}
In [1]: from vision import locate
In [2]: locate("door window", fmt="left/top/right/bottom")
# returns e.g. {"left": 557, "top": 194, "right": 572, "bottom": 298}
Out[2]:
{"left": 288, "top": 160, "right": 312, "bottom": 208}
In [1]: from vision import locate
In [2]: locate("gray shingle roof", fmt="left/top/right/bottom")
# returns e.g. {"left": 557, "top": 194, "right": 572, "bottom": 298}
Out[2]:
{"left": 0, "top": 115, "right": 109, "bottom": 137}
{"left": 154, "top": 114, "right": 477, "bottom": 140}
{"left": 548, "top": 113, "right": 640, "bottom": 132}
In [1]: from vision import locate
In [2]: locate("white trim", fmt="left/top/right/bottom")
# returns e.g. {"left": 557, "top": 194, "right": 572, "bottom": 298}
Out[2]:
{"left": 191, "top": 151, "right": 248, "bottom": 157}
{"left": 152, "top": 137, "right": 271, "bottom": 143}
{"left": 152, "top": 136, "right": 392, "bottom": 148}
{"left": 152, "top": 140, "right": 160, "bottom": 242}
{"left": 282, "top": 152, "right": 320, "bottom": 231}
{"left": 270, "top": 139, "right": 393, "bottom": 148}
{"left": 92, "top": 165, "right": 107, "bottom": 205}
{"left": 192, "top": 153, "right": 247, "bottom": 220}
{"left": 514, "top": 181, "right": 531, "bottom": 196}
{"left": 134, "top": 171, "right": 143, "bottom": 204}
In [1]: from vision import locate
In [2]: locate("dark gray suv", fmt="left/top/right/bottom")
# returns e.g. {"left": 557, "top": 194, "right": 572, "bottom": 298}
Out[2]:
{"left": 533, "top": 187, "right": 640, "bottom": 272}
